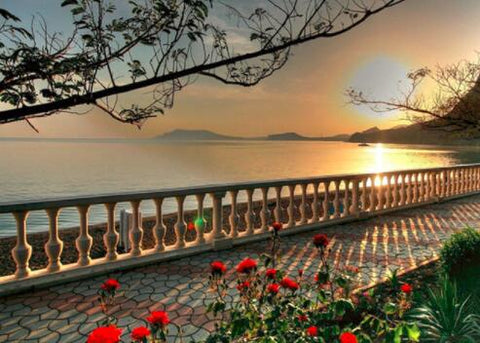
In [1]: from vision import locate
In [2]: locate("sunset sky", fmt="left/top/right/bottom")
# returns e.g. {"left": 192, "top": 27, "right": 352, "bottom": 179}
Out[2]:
{"left": 1, "top": 0, "right": 480, "bottom": 138}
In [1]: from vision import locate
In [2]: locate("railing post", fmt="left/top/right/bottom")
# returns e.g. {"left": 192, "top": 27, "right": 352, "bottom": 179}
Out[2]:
{"left": 369, "top": 177, "right": 376, "bottom": 212}
{"left": 333, "top": 180, "right": 341, "bottom": 218}
{"left": 343, "top": 180, "right": 350, "bottom": 217}
{"left": 229, "top": 190, "right": 240, "bottom": 238}
{"left": 129, "top": 200, "right": 143, "bottom": 256}
{"left": 386, "top": 176, "right": 392, "bottom": 208}
{"left": 245, "top": 189, "right": 255, "bottom": 234}
{"left": 195, "top": 194, "right": 207, "bottom": 244}
{"left": 259, "top": 187, "right": 270, "bottom": 232}
{"left": 406, "top": 174, "right": 412, "bottom": 205}
{"left": 174, "top": 196, "right": 187, "bottom": 249}
{"left": 377, "top": 176, "right": 384, "bottom": 210}
{"left": 392, "top": 174, "right": 399, "bottom": 207}
{"left": 361, "top": 178, "right": 367, "bottom": 212}
{"left": 76, "top": 205, "right": 92, "bottom": 266}
{"left": 104, "top": 203, "right": 119, "bottom": 260}
{"left": 322, "top": 182, "right": 330, "bottom": 221}
{"left": 287, "top": 184, "right": 297, "bottom": 227}
{"left": 210, "top": 191, "right": 232, "bottom": 249}
{"left": 310, "top": 182, "right": 319, "bottom": 223}
{"left": 12, "top": 211, "right": 32, "bottom": 278}
{"left": 153, "top": 198, "right": 166, "bottom": 251}
{"left": 299, "top": 183, "right": 308, "bottom": 224}
{"left": 45, "top": 208, "right": 63, "bottom": 272}
{"left": 274, "top": 186, "right": 283, "bottom": 223}
{"left": 351, "top": 179, "right": 359, "bottom": 216}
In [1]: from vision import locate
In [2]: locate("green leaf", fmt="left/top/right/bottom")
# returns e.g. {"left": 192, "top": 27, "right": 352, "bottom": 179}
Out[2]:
{"left": 406, "top": 324, "right": 420, "bottom": 342}
{"left": 383, "top": 302, "right": 397, "bottom": 315}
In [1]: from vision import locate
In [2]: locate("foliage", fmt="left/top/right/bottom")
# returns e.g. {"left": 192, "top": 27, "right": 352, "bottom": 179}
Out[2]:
{"left": 347, "top": 56, "right": 480, "bottom": 134}
{"left": 440, "top": 227, "right": 480, "bottom": 275}
{"left": 0, "top": 0, "right": 405, "bottom": 126}
{"left": 409, "top": 275, "right": 480, "bottom": 342}
{"left": 204, "top": 226, "right": 420, "bottom": 343}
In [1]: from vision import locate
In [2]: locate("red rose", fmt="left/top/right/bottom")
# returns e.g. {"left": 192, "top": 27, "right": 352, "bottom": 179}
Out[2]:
{"left": 306, "top": 326, "right": 318, "bottom": 336}
{"left": 187, "top": 222, "right": 196, "bottom": 231}
{"left": 313, "top": 234, "right": 329, "bottom": 248}
{"left": 340, "top": 332, "right": 358, "bottom": 343}
{"left": 266, "top": 268, "right": 277, "bottom": 279}
{"left": 101, "top": 279, "right": 120, "bottom": 292}
{"left": 298, "top": 269, "right": 304, "bottom": 277}
{"left": 210, "top": 261, "right": 227, "bottom": 275}
{"left": 401, "top": 283, "right": 413, "bottom": 294}
{"left": 272, "top": 222, "right": 283, "bottom": 232}
{"left": 237, "top": 281, "right": 250, "bottom": 292}
{"left": 298, "top": 314, "right": 308, "bottom": 322}
{"left": 131, "top": 326, "right": 151, "bottom": 342}
{"left": 267, "top": 283, "right": 280, "bottom": 294}
{"left": 280, "top": 277, "right": 299, "bottom": 291}
{"left": 236, "top": 258, "right": 257, "bottom": 274}
{"left": 87, "top": 326, "right": 122, "bottom": 343}
{"left": 147, "top": 311, "right": 170, "bottom": 327}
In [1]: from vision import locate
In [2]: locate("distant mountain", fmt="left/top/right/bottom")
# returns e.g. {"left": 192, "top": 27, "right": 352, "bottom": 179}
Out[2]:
{"left": 155, "top": 129, "right": 350, "bottom": 142}
{"left": 348, "top": 125, "right": 474, "bottom": 145}
{"left": 155, "top": 129, "right": 242, "bottom": 140}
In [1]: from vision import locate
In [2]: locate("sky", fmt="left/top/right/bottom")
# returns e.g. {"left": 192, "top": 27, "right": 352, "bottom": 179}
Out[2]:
{"left": 1, "top": 0, "right": 480, "bottom": 138}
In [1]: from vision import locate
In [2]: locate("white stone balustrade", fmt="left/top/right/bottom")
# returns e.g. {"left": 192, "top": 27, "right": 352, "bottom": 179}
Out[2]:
{"left": 1, "top": 164, "right": 480, "bottom": 295}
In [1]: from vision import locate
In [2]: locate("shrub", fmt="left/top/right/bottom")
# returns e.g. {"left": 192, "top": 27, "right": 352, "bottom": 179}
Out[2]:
{"left": 440, "top": 227, "right": 480, "bottom": 274}
{"left": 409, "top": 275, "right": 480, "bottom": 342}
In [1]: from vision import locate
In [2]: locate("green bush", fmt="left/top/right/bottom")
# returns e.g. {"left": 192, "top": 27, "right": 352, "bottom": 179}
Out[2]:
{"left": 440, "top": 227, "right": 480, "bottom": 274}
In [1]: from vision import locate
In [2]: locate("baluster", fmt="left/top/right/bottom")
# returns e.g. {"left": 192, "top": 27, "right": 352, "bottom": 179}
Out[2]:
{"left": 173, "top": 196, "right": 187, "bottom": 248}
{"left": 287, "top": 185, "right": 296, "bottom": 227}
{"left": 412, "top": 173, "right": 418, "bottom": 203}
{"left": 385, "top": 176, "right": 392, "bottom": 208}
{"left": 76, "top": 205, "right": 92, "bottom": 266}
{"left": 468, "top": 168, "right": 473, "bottom": 191}
{"left": 129, "top": 200, "right": 143, "bottom": 256}
{"left": 45, "top": 208, "right": 63, "bottom": 272}
{"left": 229, "top": 190, "right": 240, "bottom": 238}
{"left": 322, "top": 182, "right": 330, "bottom": 220}
{"left": 343, "top": 180, "right": 350, "bottom": 217}
{"left": 476, "top": 167, "right": 480, "bottom": 191}
{"left": 444, "top": 170, "right": 450, "bottom": 197}
{"left": 451, "top": 170, "right": 456, "bottom": 195}
{"left": 399, "top": 174, "right": 406, "bottom": 206}
{"left": 310, "top": 182, "right": 319, "bottom": 223}
{"left": 419, "top": 173, "right": 425, "bottom": 201}
{"left": 460, "top": 168, "right": 465, "bottom": 193}
{"left": 259, "top": 187, "right": 270, "bottom": 232}
{"left": 392, "top": 174, "right": 399, "bottom": 207}
{"left": 210, "top": 192, "right": 226, "bottom": 240}
{"left": 406, "top": 174, "right": 412, "bottom": 205}
{"left": 153, "top": 198, "right": 166, "bottom": 251}
{"left": 333, "top": 180, "right": 341, "bottom": 218}
{"left": 361, "top": 178, "right": 367, "bottom": 212}
{"left": 299, "top": 184, "right": 308, "bottom": 224}
{"left": 369, "top": 177, "right": 376, "bottom": 212}
{"left": 195, "top": 194, "right": 207, "bottom": 244}
{"left": 245, "top": 189, "right": 255, "bottom": 234}
{"left": 12, "top": 211, "right": 32, "bottom": 278}
{"left": 351, "top": 179, "right": 359, "bottom": 216}
{"left": 429, "top": 172, "right": 436, "bottom": 198}
{"left": 274, "top": 186, "right": 283, "bottom": 223}
{"left": 104, "top": 203, "right": 119, "bottom": 260}
{"left": 377, "top": 176, "right": 384, "bottom": 210}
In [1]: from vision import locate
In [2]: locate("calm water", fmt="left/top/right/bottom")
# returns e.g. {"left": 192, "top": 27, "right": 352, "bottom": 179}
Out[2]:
{"left": 0, "top": 139, "right": 479, "bottom": 237}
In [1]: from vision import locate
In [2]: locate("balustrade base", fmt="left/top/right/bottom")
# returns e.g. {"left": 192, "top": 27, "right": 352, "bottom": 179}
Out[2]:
{"left": 212, "top": 237, "right": 233, "bottom": 251}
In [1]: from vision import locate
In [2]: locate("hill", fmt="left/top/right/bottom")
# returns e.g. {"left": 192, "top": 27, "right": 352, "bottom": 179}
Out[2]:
{"left": 155, "top": 129, "right": 241, "bottom": 140}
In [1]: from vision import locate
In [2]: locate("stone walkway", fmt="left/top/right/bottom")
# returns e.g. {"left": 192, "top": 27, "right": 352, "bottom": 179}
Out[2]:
{"left": 1, "top": 195, "right": 480, "bottom": 342}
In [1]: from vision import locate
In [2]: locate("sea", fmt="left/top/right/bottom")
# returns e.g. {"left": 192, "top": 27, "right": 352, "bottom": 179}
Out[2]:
{"left": 0, "top": 138, "right": 479, "bottom": 237}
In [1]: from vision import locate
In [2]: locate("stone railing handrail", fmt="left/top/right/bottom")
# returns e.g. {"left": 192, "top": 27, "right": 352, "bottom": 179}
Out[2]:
{"left": 1, "top": 162, "right": 480, "bottom": 296}
{"left": 1, "top": 163, "right": 478, "bottom": 213}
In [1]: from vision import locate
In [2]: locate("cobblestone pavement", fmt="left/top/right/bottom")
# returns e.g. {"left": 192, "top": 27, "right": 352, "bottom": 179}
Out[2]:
{"left": 2, "top": 195, "right": 480, "bottom": 342}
